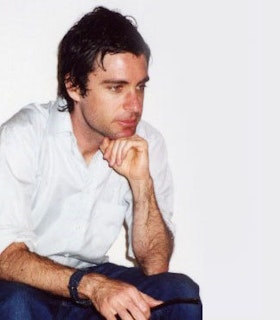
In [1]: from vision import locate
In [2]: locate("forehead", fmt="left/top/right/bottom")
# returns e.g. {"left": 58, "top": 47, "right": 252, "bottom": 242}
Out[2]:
{"left": 93, "top": 52, "right": 148, "bottom": 80}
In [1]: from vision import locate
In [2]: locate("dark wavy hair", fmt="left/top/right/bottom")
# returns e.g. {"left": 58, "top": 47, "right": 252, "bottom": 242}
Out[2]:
{"left": 57, "top": 6, "right": 151, "bottom": 112}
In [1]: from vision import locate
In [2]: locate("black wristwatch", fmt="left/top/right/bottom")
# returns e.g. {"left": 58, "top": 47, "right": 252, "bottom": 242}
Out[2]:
{"left": 68, "top": 268, "right": 93, "bottom": 306}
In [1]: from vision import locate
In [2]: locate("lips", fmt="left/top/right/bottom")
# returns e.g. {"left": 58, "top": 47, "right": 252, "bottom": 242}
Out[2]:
{"left": 117, "top": 118, "right": 138, "bottom": 127}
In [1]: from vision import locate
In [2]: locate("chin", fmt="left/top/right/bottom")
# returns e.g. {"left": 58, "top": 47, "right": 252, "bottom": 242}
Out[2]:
{"left": 114, "top": 129, "right": 136, "bottom": 139}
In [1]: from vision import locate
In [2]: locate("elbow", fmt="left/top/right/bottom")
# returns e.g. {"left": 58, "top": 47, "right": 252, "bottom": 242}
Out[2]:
{"left": 140, "top": 260, "right": 170, "bottom": 276}
{"left": 145, "top": 267, "right": 169, "bottom": 276}
{"left": 0, "top": 242, "right": 29, "bottom": 278}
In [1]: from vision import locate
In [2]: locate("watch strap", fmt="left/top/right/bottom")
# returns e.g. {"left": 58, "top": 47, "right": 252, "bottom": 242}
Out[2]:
{"left": 68, "top": 268, "right": 93, "bottom": 306}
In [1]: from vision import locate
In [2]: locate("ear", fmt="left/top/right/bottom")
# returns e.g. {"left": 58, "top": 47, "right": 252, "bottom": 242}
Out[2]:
{"left": 64, "top": 74, "right": 81, "bottom": 102}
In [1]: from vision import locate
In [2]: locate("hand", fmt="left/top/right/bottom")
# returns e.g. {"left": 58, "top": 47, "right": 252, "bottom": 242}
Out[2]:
{"left": 100, "top": 135, "right": 150, "bottom": 182}
{"left": 86, "top": 275, "right": 162, "bottom": 320}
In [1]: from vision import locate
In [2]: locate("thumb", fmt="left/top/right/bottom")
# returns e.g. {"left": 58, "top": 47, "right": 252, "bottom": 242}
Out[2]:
{"left": 100, "top": 137, "right": 110, "bottom": 154}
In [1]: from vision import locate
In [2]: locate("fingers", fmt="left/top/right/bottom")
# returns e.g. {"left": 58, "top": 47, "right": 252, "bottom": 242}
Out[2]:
{"left": 95, "top": 282, "right": 154, "bottom": 320}
{"left": 115, "top": 289, "right": 155, "bottom": 320}
{"left": 100, "top": 135, "right": 146, "bottom": 167}
{"left": 101, "top": 298, "right": 150, "bottom": 320}
{"left": 142, "top": 292, "right": 163, "bottom": 308}
{"left": 117, "top": 303, "right": 149, "bottom": 320}
{"left": 100, "top": 135, "right": 150, "bottom": 181}
{"left": 105, "top": 139, "right": 128, "bottom": 167}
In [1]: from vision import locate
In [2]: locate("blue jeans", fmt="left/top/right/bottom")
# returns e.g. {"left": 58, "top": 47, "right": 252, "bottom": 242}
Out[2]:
{"left": 0, "top": 263, "right": 202, "bottom": 319}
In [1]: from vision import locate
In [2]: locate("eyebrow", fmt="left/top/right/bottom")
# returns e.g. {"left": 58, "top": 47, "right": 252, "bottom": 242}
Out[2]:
{"left": 101, "top": 76, "right": 150, "bottom": 86}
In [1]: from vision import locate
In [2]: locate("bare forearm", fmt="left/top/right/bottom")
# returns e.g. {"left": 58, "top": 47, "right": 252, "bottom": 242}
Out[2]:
{"left": 0, "top": 242, "right": 158, "bottom": 319}
{"left": 130, "top": 177, "right": 174, "bottom": 275}
{"left": 0, "top": 242, "right": 74, "bottom": 297}
{"left": 100, "top": 136, "right": 174, "bottom": 274}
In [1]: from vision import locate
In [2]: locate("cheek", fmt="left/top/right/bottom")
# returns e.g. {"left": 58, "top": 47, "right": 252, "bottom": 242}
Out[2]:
{"left": 89, "top": 107, "right": 113, "bottom": 127}
{"left": 83, "top": 93, "right": 123, "bottom": 123}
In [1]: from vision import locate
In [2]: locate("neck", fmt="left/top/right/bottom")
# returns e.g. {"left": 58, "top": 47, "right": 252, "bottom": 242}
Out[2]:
{"left": 70, "top": 109, "right": 102, "bottom": 165}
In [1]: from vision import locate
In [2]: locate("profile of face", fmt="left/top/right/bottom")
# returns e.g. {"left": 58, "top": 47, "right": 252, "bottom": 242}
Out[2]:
{"left": 67, "top": 52, "right": 149, "bottom": 142}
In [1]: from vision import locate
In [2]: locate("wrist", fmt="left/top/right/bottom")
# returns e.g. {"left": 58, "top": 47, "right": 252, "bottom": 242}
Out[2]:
{"left": 68, "top": 268, "right": 93, "bottom": 306}
{"left": 78, "top": 272, "right": 108, "bottom": 302}
{"left": 130, "top": 176, "right": 153, "bottom": 200}
{"left": 129, "top": 174, "right": 152, "bottom": 189}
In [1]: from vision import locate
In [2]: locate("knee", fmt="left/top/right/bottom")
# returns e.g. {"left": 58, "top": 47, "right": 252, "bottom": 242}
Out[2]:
{"left": 152, "top": 272, "right": 201, "bottom": 300}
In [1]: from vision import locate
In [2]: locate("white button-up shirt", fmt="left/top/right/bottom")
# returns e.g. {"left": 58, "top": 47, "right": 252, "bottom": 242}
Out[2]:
{"left": 0, "top": 100, "right": 174, "bottom": 268}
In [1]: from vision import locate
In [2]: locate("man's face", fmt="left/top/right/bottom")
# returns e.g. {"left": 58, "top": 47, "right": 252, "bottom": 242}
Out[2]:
{"left": 70, "top": 52, "right": 149, "bottom": 143}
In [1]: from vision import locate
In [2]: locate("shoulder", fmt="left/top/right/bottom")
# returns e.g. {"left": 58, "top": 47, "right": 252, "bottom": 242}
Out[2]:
{"left": 1, "top": 101, "right": 52, "bottom": 132}
{"left": 136, "top": 120, "right": 166, "bottom": 147}
{"left": 0, "top": 101, "right": 56, "bottom": 173}
{"left": 136, "top": 120, "right": 168, "bottom": 172}
{"left": 136, "top": 120, "right": 170, "bottom": 172}
{"left": 0, "top": 101, "right": 58, "bottom": 182}
{"left": 0, "top": 101, "right": 55, "bottom": 143}
{"left": 136, "top": 120, "right": 168, "bottom": 156}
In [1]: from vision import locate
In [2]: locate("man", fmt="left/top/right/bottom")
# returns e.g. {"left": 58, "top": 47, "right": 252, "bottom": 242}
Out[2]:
{"left": 0, "top": 6, "right": 202, "bottom": 320}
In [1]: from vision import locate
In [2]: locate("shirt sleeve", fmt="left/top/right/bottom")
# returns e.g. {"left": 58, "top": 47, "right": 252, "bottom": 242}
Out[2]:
{"left": 125, "top": 123, "right": 175, "bottom": 259}
{"left": 149, "top": 132, "right": 175, "bottom": 234}
{"left": 0, "top": 122, "right": 37, "bottom": 254}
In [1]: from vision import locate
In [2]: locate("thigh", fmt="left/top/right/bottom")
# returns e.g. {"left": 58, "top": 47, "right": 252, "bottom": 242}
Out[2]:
{"left": 91, "top": 263, "right": 202, "bottom": 320}
{"left": 92, "top": 263, "right": 200, "bottom": 300}
{"left": 0, "top": 280, "right": 60, "bottom": 319}
{"left": 0, "top": 280, "right": 102, "bottom": 320}
{"left": 0, "top": 264, "right": 202, "bottom": 320}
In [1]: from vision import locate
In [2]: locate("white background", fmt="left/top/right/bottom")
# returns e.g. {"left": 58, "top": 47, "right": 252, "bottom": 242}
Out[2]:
{"left": 0, "top": 1, "right": 276, "bottom": 319}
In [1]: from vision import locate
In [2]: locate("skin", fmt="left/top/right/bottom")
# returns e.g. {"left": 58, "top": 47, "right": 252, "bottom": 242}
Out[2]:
{"left": 68, "top": 52, "right": 149, "bottom": 161}
{"left": 0, "top": 52, "right": 174, "bottom": 320}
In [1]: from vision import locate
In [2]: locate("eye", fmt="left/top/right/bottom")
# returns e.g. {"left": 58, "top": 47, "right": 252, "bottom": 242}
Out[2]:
{"left": 109, "top": 85, "right": 123, "bottom": 93}
{"left": 137, "top": 83, "right": 147, "bottom": 92}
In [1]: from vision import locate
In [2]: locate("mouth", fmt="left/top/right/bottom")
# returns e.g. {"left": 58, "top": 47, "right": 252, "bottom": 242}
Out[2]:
{"left": 117, "top": 118, "right": 138, "bottom": 128}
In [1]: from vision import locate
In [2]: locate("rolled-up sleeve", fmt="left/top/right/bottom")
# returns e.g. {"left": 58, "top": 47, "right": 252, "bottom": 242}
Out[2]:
{"left": 0, "top": 124, "right": 37, "bottom": 254}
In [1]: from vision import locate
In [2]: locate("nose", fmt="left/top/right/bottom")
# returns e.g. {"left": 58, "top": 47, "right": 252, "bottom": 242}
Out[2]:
{"left": 123, "top": 90, "right": 143, "bottom": 113}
